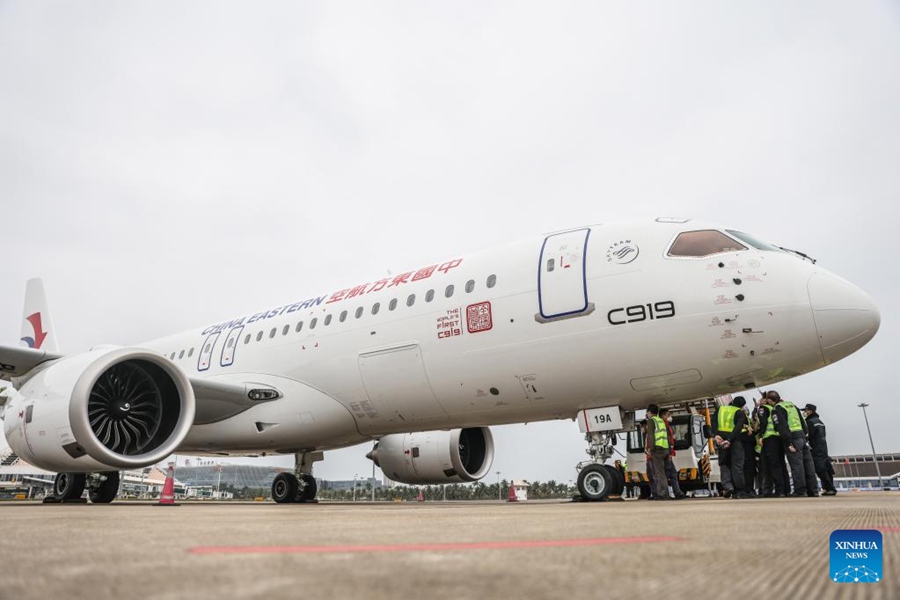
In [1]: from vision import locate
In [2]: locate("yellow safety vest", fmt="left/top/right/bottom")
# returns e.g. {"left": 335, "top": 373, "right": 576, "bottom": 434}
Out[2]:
{"left": 717, "top": 405, "right": 739, "bottom": 433}
{"left": 777, "top": 401, "right": 804, "bottom": 433}
{"left": 760, "top": 405, "right": 779, "bottom": 439}
{"left": 650, "top": 416, "right": 669, "bottom": 450}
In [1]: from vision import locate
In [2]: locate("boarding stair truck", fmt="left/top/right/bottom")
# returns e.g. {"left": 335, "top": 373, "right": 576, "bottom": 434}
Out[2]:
{"left": 622, "top": 395, "right": 733, "bottom": 498}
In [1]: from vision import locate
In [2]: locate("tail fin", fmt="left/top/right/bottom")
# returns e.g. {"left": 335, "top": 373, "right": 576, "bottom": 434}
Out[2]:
{"left": 20, "top": 278, "right": 59, "bottom": 353}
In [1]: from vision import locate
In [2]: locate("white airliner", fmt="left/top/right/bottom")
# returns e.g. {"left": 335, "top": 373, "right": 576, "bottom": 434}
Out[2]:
{"left": 0, "top": 218, "right": 880, "bottom": 503}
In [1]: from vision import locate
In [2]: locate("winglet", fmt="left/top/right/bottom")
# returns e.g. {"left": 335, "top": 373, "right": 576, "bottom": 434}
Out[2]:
{"left": 20, "top": 278, "right": 59, "bottom": 353}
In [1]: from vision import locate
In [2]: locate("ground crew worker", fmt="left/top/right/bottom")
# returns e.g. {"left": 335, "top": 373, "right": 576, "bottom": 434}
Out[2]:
{"left": 645, "top": 404, "right": 672, "bottom": 500}
{"left": 715, "top": 397, "right": 749, "bottom": 498}
{"left": 769, "top": 390, "right": 818, "bottom": 497}
{"left": 739, "top": 404, "right": 758, "bottom": 497}
{"left": 803, "top": 404, "right": 837, "bottom": 496}
{"left": 756, "top": 393, "right": 787, "bottom": 497}
{"left": 659, "top": 408, "right": 687, "bottom": 499}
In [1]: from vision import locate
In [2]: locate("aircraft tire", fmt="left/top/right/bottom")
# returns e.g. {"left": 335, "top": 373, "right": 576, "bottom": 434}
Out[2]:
{"left": 602, "top": 464, "right": 625, "bottom": 496}
{"left": 577, "top": 464, "right": 613, "bottom": 501}
{"left": 54, "top": 472, "right": 86, "bottom": 501}
{"left": 88, "top": 472, "right": 120, "bottom": 504}
{"left": 272, "top": 473, "right": 299, "bottom": 504}
{"left": 296, "top": 474, "right": 318, "bottom": 502}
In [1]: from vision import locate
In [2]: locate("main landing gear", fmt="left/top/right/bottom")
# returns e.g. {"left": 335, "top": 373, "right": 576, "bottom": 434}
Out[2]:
{"left": 272, "top": 451, "right": 323, "bottom": 504}
{"left": 45, "top": 471, "right": 120, "bottom": 504}
{"left": 575, "top": 432, "right": 625, "bottom": 502}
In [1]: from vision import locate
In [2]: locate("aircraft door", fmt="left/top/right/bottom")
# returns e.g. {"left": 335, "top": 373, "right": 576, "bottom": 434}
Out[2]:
{"left": 197, "top": 332, "right": 220, "bottom": 372}
{"left": 220, "top": 326, "right": 244, "bottom": 367}
{"left": 537, "top": 228, "right": 594, "bottom": 321}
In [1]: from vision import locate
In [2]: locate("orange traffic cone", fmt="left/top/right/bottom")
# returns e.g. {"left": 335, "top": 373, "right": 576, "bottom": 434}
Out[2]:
{"left": 417, "top": 489, "right": 424, "bottom": 502}
{"left": 507, "top": 483, "right": 518, "bottom": 502}
{"left": 156, "top": 463, "right": 178, "bottom": 506}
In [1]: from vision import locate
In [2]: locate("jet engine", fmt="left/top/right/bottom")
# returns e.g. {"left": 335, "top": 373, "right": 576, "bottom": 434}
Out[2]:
{"left": 367, "top": 427, "right": 494, "bottom": 485}
{"left": 3, "top": 347, "right": 195, "bottom": 472}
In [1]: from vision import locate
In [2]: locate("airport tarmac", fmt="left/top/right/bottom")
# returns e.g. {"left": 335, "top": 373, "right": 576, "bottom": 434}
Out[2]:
{"left": 1, "top": 493, "right": 897, "bottom": 600}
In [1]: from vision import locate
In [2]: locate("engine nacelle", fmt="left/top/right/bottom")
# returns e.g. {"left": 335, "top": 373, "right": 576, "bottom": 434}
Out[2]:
{"left": 368, "top": 427, "right": 494, "bottom": 485}
{"left": 3, "top": 347, "right": 195, "bottom": 472}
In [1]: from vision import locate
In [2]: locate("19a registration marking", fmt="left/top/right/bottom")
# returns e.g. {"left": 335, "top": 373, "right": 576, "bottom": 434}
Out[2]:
{"left": 607, "top": 300, "right": 675, "bottom": 325}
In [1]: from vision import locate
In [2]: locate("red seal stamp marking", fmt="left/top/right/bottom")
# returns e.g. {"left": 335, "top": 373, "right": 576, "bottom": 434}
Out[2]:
{"left": 466, "top": 302, "right": 493, "bottom": 333}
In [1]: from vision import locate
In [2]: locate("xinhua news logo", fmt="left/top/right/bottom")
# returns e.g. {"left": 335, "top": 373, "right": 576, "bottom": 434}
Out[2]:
{"left": 830, "top": 529, "right": 882, "bottom": 583}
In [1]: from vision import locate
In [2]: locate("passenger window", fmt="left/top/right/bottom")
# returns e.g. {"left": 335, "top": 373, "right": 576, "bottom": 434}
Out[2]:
{"left": 547, "top": 259, "right": 555, "bottom": 272}
{"left": 445, "top": 284, "right": 455, "bottom": 298}
{"left": 244, "top": 334, "right": 250, "bottom": 345}
{"left": 340, "top": 310, "right": 347, "bottom": 322}
{"left": 667, "top": 230, "right": 748, "bottom": 258}
{"left": 227, "top": 339, "right": 234, "bottom": 348}
{"left": 372, "top": 303, "right": 380, "bottom": 315}
{"left": 465, "top": 279, "right": 475, "bottom": 293}
{"left": 178, "top": 350, "right": 185, "bottom": 359}
{"left": 269, "top": 328, "right": 276, "bottom": 339}
{"left": 355, "top": 307, "right": 363, "bottom": 319}
{"left": 282, "top": 325, "right": 290, "bottom": 336}
{"left": 389, "top": 298, "right": 398, "bottom": 311}
{"left": 170, "top": 352, "right": 176, "bottom": 360}
{"left": 325, "top": 314, "right": 332, "bottom": 326}
{"left": 486, "top": 274, "right": 496, "bottom": 288}
{"left": 295, "top": 321, "right": 303, "bottom": 333}
{"left": 188, "top": 347, "right": 195, "bottom": 356}
{"left": 310, "top": 318, "right": 318, "bottom": 329}
{"left": 425, "top": 289, "right": 435, "bottom": 302}
{"left": 256, "top": 331, "right": 263, "bottom": 342}
{"left": 407, "top": 294, "right": 415, "bottom": 307}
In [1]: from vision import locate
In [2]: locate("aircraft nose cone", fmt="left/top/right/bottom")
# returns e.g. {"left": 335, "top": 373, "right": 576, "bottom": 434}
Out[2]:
{"left": 808, "top": 272, "right": 880, "bottom": 365}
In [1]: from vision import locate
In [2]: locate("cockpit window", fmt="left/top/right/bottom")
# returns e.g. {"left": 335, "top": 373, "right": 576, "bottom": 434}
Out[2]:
{"left": 725, "top": 230, "right": 785, "bottom": 253}
{"left": 667, "top": 230, "right": 748, "bottom": 258}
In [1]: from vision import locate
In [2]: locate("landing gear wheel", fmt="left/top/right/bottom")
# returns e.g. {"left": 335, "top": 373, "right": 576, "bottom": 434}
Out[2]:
{"left": 54, "top": 472, "right": 86, "bottom": 501}
{"left": 296, "top": 474, "right": 318, "bottom": 503}
{"left": 603, "top": 464, "right": 625, "bottom": 497}
{"left": 89, "top": 472, "right": 120, "bottom": 504}
{"left": 577, "top": 464, "right": 613, "bottom": 501}
{"left": 272, "top": 473, "right": 299, "bottom": 504}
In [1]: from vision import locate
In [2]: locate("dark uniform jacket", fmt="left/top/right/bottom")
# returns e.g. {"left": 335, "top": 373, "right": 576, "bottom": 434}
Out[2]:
{"left": 805, "top": 412, "right": 832, "bottom": 472}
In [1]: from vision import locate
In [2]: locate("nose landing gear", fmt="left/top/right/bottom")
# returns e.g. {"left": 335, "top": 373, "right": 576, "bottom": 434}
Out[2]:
{"left": 575, "top": 431, "right": 625, "bottom": 501}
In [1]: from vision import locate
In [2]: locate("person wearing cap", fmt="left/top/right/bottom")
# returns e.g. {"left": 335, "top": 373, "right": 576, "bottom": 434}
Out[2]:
{"left": 756, "top": 393, "right": 787, "bottom": 497}
{"left": 803, "top": 404, "right": 837, "bottom": 496}
{"left": 645, "top": 404, "right": 672, "bottom": 500}
{"left": 659, "top": 408, "right": 687, "bottom": 499}
{"left": 769, "top": 390, "right": 818, "bottom": 497}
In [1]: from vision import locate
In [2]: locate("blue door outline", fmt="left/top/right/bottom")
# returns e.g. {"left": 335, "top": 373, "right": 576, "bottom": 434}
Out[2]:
{"left": 197, "top": 332, "right": 221, "bottom": 372}
{"left": 536, "top": 228, "right": 594, "bottom": 321}
{"left": 220, "top": 326, "right": 244, "bottom": 367}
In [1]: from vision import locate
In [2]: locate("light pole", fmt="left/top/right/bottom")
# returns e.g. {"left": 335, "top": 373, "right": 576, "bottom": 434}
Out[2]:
{"left": 496, "top": 471, "right": 501, "bottom": 501}
{"left": 858, "top": 403, "right": 886, "bottom": 490}
{"left": 353, "top": 474, "right": 358, "bottom": 502}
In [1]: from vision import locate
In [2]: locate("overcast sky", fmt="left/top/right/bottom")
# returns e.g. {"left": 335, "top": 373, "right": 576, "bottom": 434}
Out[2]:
{"left": 1, "top": 2, "right": 897, "bottom": 484}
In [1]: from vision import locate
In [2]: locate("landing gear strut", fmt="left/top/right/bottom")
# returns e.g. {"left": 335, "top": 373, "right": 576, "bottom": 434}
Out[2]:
{"left": 272, "top": 451, "right": 322, "bottom": 504}
{"left": 575, "top": 431, "right": 625, "bottom": 501}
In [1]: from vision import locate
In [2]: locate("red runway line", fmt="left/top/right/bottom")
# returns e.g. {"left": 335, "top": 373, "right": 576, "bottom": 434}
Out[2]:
{"left": 190, "top": 536, "right": 682, "bottom": 555}
{"left": 880, "top": 527, "right": 900, "bottom": 533}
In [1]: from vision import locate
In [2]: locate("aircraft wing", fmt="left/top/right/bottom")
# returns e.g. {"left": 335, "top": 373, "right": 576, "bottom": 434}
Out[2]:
{"left": 0, "top": 345, "right": 63, "bottom": 380}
